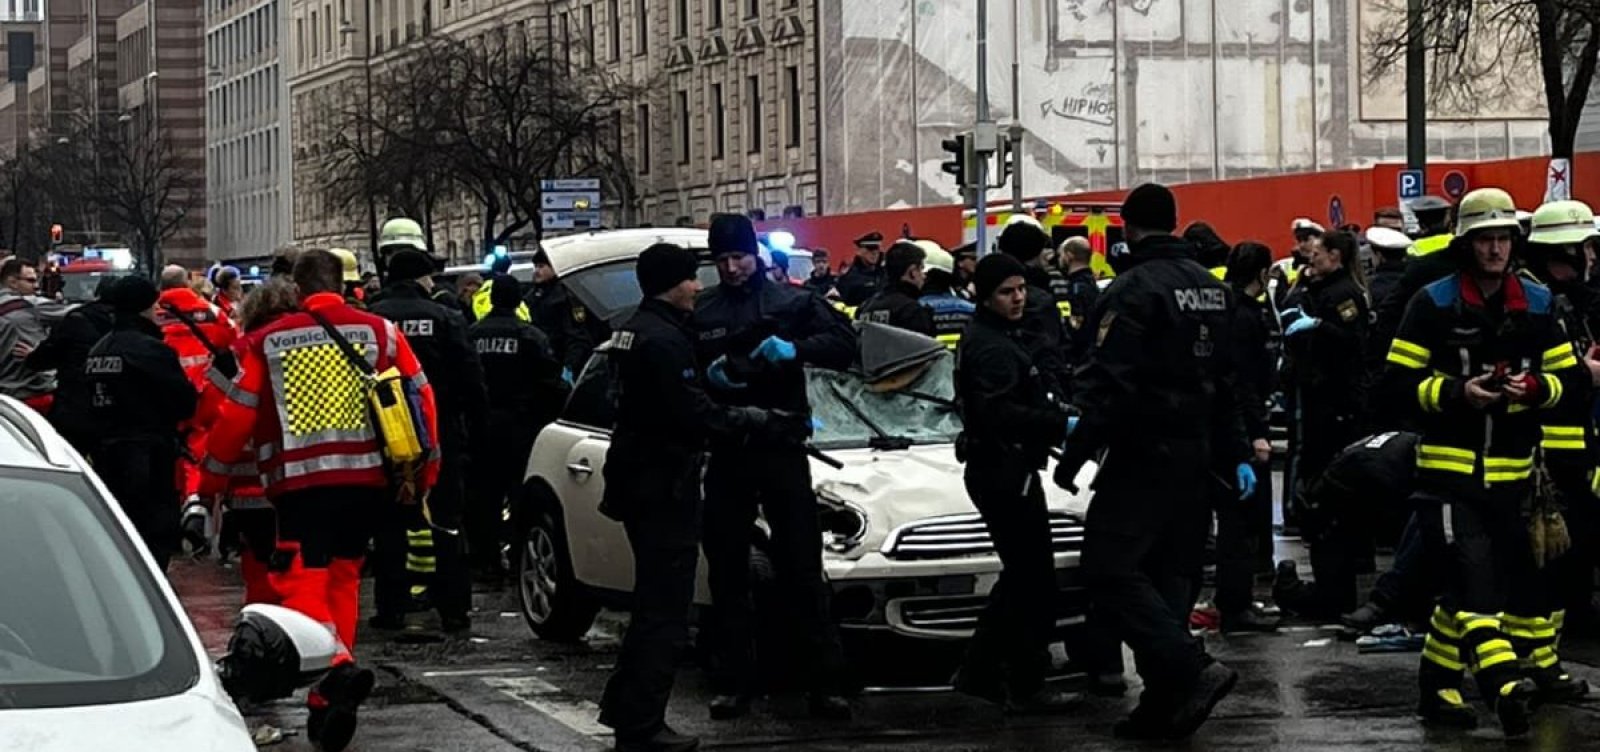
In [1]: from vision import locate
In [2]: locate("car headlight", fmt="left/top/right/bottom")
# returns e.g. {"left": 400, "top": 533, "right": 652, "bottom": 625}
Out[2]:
{"left": 816, "top": 490, "right": 869, "bottom": 553}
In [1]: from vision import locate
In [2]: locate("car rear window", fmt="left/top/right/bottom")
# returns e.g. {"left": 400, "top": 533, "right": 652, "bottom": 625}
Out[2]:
{"left": 563, "top": 259, "right": 720, "bottom": 323}
{"left": 0, "top": 469, "right": 198, "bottom": 709}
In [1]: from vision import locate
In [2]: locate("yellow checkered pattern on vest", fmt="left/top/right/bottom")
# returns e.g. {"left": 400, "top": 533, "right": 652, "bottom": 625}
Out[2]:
{"left": 281, "top": 342, "right": 370, "bottom": 436}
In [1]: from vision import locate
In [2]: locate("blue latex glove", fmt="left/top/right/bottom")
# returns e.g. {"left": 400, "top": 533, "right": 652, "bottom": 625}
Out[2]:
{"left": 1065, "top": 415, "right": 1079, "bottom": 438}
{"left": 561, "top": 367, "right": 574, "bottom": 385}
{"left": 1285, "top": 316, "right": 1321, "bottom": 336}
{"left": 750, "top": 335, "right": 797, "bottom": 364}
{"left": 707, "top": 356, "right": 747, "bottom": 390}
{"left": 1236, "top": 463, "right": 1257, "bottom": 500}
{"left": 810, "top": 417, "right": 824, "bottom": 432}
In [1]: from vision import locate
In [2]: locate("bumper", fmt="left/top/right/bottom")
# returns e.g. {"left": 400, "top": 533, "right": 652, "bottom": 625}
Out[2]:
{"left": 823, "top": 550, "right": 1086, "bottom": 640}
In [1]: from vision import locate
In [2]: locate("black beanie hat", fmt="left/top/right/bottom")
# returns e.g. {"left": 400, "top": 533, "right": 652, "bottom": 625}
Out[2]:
{"left": 108, "top": 275, "right": 160, "bottom": 314}
{"left": 708, "top": 213, "right": 758, "bottom": 258}
{"left": 1122, "top": 183, "right": 1178, "bottom": 233}
{"left": 637, "top": 243, "right": 700, "bottom": 298}
{"left": 387, "top": 249, "right": 435, "bottom": 281}
{"left": 996, "top": 218, "right": 1052, "bottom": 262}
{"left": 489, "top": 274, "right": 523, "bottom": 310}
{"left": 974, "top": 253, "right": 1028, "bottom": 303}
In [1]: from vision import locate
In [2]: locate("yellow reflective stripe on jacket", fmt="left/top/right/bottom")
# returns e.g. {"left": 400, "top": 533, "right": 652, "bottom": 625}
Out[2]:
{"left": 1209, "top": 266, "right": 1227, "bottom": 280}
{"left": 1543, "top": 343, "right": 1579, "bottom": 371}
{"left": 831, "top": 300, "right": 857, "bottom": 319}
{"left": 472, "top": 282, "right": 532, "bottom": 322}
{"left": 1417, "top": 444, "right": 1475, "bottom": 474}
{"left": 1388, "top": 338, "right": 1431, "bottom": 369}
{"left": 1484, "top": 456, "right": 1535, "bottom": 483}
{"left": 1540, "top": 374, "right": 1564, "bottom": 408}
{"left": 936, "top": 333, "right": 961, "bottom": 350}
{"left": 1411, "top": 234, "right": 1452, "bottom": 257}
{"left": 1416, "top": 375, "right": 1447, "bottom": 412}
{"left": 1542, "top": 425, "right": 1587, "bottom": 451}
{"left": 1055, "top": 300, "right": 1073, "bottom": 319}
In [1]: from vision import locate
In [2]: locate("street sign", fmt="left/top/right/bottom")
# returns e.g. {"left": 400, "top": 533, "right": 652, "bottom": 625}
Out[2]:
{"left": 542, "top": 210, "right": 603, "bottom": 230}
{"left": 1397, "top": 169, "right": 1424, "bottom": 201}
{"left": 1442, "top": 170, "right": 1469, "bottom": 201}
{"left": 542, "top": 191, "right": 601, "bottom": 210}
{"left": 540, "top": 178, "right": 601, "bottom": 192}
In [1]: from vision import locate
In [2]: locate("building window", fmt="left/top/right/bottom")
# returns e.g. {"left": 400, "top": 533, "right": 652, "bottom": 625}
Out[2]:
{"left": 634, "top": 0, "right": 647, "bottom": 55}
{"left": 560, "top": 12, "right": 570, "bottom": 70}
{"left": 785, "top": 65, "right": 800, "bottom": 148}
{"left": 636, "top": 103, "right": 651, "bottom": 174}
{"left": 674, "top": 0, "right": 687, "bottom": 39}
{"left": 745, "top": 74, "right": 761, "bottom": 153}
{"left": 710, "top": 83, "right": 724, "bottom": 159}
{"left": 608, "top": 0, "right": 620, "bottom": 61}
{"left": 296, "top": 18, "right": 304, "bottom": 64}
{"left": 707, "top": 0, "right": 720, "bottom": 29}
{"left": 310, "top": 10, "right": 318, "bottom": 57}
{"left": 325, "top": 7, "right": 332, "bottom": 52}
{"left": 583, "top": 5, "right": 594, "bottom": 66}
{"left": 676, "top": 89, "right": 690, "bottom": 164}
{"left": 745, "top": 0, "right": 757, "bottom": 19}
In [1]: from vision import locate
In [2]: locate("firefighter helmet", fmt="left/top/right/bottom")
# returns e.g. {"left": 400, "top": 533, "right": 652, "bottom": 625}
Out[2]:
{"left": 377, "top": 218, "right": 427, "bottom": 252}
{"left": 915, "top": 240, "right": 955, "bottom": 276}
{"left": 1454, "top": 188, "right": 1521, "bottom": 237}
{"left": 1528, "top": 200, "right": 1599, "bottom": 247}
{"left": 328, "top": 248, "right": 361, "bottom": 282}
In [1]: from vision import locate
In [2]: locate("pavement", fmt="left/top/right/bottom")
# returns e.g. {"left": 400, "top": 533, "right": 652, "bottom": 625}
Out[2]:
{"left": 166, "top": 467, "right": 1600, "bottom": 752}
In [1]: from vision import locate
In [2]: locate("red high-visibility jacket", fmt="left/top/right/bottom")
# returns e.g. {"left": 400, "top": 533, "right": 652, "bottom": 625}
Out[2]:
{"left": 205, "top": 293, "right": 440, "bottom": 497}
{"left": 156, "top": 287, "right": 238, "bottom": 386}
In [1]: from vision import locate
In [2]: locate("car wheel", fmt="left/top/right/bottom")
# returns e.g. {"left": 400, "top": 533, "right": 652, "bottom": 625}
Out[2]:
{"left": 517, "top": 506, "right": 599, "bottom": 642}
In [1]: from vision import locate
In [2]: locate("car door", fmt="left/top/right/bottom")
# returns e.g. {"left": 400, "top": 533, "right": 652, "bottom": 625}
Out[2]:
{"left": 533, "top": 350, "right": 636, "bottom": 592}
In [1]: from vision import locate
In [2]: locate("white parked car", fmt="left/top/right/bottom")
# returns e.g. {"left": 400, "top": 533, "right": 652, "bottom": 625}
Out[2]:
{"left": 0, "top": 397, "right": 255, "bottom": 752}
{"left": 510, "top": 230, "right": 1097, "bottom": 643}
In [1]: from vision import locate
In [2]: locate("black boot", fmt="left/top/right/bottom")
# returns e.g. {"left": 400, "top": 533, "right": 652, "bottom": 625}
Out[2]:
{"left": 1221, "top": 607, "right": 1281, "bottom": 634}
{"left": 307, "top": 663, "right": 375, "bottom": 752}
{"left": 1165, "top": 662, "right": 1239, "bottom": 740}
{"left": 1494, "top": 678, "right": 1540, "bottom": 737}
{"left": 1340, "top": 601, "right": 1389, "bottom": 632}
{"left": 1416, "top": 688, "right": 1477, "bottom": 729}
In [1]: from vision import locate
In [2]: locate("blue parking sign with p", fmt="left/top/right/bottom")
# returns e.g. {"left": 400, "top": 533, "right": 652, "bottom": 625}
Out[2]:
{"left": 1398, "top": 169, "right": 1424, "bottom": 200}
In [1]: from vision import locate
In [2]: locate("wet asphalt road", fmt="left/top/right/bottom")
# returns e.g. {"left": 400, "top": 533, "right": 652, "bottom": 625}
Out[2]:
{"left": 171, "top": 552, "right": 1600, "bottom": 752}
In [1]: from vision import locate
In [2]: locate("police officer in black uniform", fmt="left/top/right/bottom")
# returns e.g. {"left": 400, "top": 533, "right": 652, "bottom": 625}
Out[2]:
{"left": 597, "top": 244, "right": 812, "bottom": 752}
{"left": 1053, "top": 183, "right": 1251, "bottom": 741}
{"left": 856, "top": 240, "right": 934, "bottom": 336}
{"left": 951, "top": 253, "right": 1081, "bottom": 714}
{"left": 85, "top": 276, "right": 197, "bottom": 571}
{"left": 368, "top": 249, "right": 489, "bottom": 633}
{"left": 994, "top": 218, "right": 1073, "bottom": 390}
{"left": 1282, "top": 231, "right": 1370, "bottom": 596}
{"left": 833, "top": 231, "right": 885, "bottom": 307}
{"left": 524, "top": 249, "right": 607, "bottom": 380}
{"left": 467, "top": 278, "right": 567, "bottom": 580}
{"left": 1058, "top": 237, "right": 1101, "bottom": 364}
{"left": 694, "top": 214, "right": 857, "bottom": 721}
{"left": 27, "top": 276, "right": 116, "bottom": 454}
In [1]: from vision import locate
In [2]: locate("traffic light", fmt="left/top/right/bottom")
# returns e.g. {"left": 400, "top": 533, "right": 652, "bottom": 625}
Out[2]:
{"left": 49, "top": 223, "right": 62, "bottom": 244}
{"left": 941, "top": 132, "right": 972, "bottom": 189}
{"left": 995, "top": 126, "right": 1021, "bottom": 188}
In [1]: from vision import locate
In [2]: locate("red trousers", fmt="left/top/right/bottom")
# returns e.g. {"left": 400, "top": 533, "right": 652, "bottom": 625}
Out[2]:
{"left": 266, "top": 487, "right": 384, "bottom": 665}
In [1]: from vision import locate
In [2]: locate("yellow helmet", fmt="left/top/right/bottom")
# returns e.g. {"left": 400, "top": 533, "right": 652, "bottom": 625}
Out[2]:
{"left": 328, "top": 248, "right": 361, "bottom": 282}
{"left": 1454, "top": 188, "right": 1521, "bottom": 237}
{"left": 378, "top": 218, "right": 427, "bottom": 251}
{"left": 1528, "top": 200, "right": 1599, "bottom": 246}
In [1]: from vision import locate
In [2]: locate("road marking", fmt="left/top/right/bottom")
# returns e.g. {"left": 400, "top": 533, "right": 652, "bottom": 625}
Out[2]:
{"left": 483, "top": 675, "right": 610, "bottom": 738}
{"left": 420, "top": 667, "right": 527, "bottom": 678}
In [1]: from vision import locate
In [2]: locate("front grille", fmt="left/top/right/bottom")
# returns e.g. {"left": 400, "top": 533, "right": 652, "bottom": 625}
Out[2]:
{"left": 897, "top": 596, "right": 987, "bottom": 631}
{"left": 882, "top": 512, "right": 1085, "bottom": 560}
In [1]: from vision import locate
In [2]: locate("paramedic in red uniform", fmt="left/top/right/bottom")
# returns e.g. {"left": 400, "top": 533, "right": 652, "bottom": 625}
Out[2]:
{"left": 155, "top": 264, "right": 238, "bottom": 545}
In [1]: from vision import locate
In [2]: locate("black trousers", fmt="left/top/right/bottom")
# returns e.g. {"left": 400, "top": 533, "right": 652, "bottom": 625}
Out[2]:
{"left": 959, "top": 457, "right": 1056, "bottom": 696}
{"left": 1082, "top": 444, "right": 1210, "bottom": 699}
{"left": 1215, "top": 457, "right": 1273, "bottom": 615}
{"left": 598, "top": 462, "right": 702, "bottom": 739}
{"left": 467, "top": 414, "right": 538, "bottom": 572}
{"left": 374, "top": 449, "right": 470, "bottom": 620}
{"left": 702, "top": 446, "right": 846, "bottom": 696}
{"left": 93, "top": 438, "right": 180, "bottom": 571}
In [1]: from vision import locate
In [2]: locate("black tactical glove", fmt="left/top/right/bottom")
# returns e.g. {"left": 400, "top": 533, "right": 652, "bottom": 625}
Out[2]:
{"left": 764, "top": 409, "right": 815, "bottom": 447}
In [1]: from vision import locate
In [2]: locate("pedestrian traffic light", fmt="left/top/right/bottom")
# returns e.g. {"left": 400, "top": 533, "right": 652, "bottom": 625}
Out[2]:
{"left": 49, "top": 223, "right": 62, "bottom": 244}
{"left": 941, "top": 132, "right": 972, "bottom": 190}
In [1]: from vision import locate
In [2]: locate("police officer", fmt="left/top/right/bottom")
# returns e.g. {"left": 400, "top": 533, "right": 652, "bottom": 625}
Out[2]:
{"left": 1053, "top": 183, "right": 1251, "bottom": 741}
{"left": 834, "top": 231, "right": 884, "bottom": 307}
{"left": 26, "top": 276, "right": 116, "bottom": 454}
{"left": 85, "top": 276, "right": 197, "bottom": 571}
{"left": 856, "top": 240, "right": 934, "bottom": 335}
{"left": 467, "top": 278, "right": 567, "bottom": 580}
{"left": 917, "top": 242, "right": 974, "bottom": 350}
{"left": 1217, "top": 242, "right": 1280, "bottom": 632}
{"left": 951, "top": 253, "right": 1081, "bottom": 714}
{"left": 472, "top": 254, "right": 531, "bottom": 322}
{"left": 693, "top": 213, "right": 856, "bottom": 721}
{"left": 803, "top": 249, "right": 836, "bottom": 297}
{"left": 994, "top": 217, "right": 1072, "bottom": 390}
{"left": 1058, "top": 237, "right": 1101, "bottom": 363}
{"left": 1383, "top": 187, "right": 1581, "bottom": 736}
{"left": 524, "top": 248, "right": 606, "bottom": 380}
{"left": 1282, "top": 230, "right": 1370, "bottom": 593}
{"left": 598, "top": 244, "right": 811, "bottom": 752}
{"left": 368, "top": 249, "right": 489, "bottom": 633}
{"left": 1183, "top": 221, "right": 1232, "bottom": 274}
{"left": 1373, "top": 195, "right": 1454, "bottom": 342}
{"left": 952, "top": 242, "right": 979, "bottom": 300}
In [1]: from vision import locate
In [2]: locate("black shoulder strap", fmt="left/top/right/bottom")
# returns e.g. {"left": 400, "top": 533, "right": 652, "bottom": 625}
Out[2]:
{"left": 307, "top": 309, "right": 376, "bottom": 376}
{"left": 160, "top": 302, "right": 226, "bottom": 360}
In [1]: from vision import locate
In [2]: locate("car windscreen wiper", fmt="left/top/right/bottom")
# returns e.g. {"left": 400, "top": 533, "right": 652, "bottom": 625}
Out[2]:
{"left": 897, "top": 389, "right": 958, "bottom": 411}
{"left": 827, "top": 383, "right": 914, "bottom": 451}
